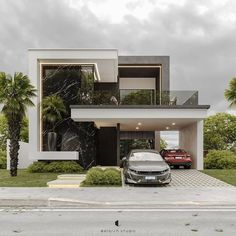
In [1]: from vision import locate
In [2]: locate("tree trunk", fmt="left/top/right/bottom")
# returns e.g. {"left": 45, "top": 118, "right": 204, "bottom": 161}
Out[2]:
{"left": 8, "top": 117, "right": 21, "bottom": 177}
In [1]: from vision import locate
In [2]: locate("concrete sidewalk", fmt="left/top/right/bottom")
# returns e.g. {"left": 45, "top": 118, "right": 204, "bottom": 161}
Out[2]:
{"left": 0, "top": 186, "right": 236, "bottom": 208}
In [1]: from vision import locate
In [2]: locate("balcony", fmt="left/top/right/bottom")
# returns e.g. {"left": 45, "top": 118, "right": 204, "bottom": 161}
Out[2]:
{"left": 77, "top": 89, "right": 199, "bottom": 106}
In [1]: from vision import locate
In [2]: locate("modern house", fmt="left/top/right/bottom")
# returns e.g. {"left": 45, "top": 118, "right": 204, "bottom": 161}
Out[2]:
{"left": 26, "top": 48, "right": 209, "bottom": 170}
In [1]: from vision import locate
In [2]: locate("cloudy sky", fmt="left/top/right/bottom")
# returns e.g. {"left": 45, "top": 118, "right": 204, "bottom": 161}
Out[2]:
{"left": 1, "top": 0, "right": 236, "bottom": 146}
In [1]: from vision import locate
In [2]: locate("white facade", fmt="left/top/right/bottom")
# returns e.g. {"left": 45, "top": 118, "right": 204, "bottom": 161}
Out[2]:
{"left": 179, "top": 121, "right": 204, "bottom": 169}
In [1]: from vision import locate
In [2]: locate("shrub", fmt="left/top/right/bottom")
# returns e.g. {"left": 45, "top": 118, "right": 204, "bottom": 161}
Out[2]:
{"left": 103, "top": 168, "right": 122, "bottom": 185}
{"left": 85, "top": 167, "right": 105, "bottom": 185}
{"left": 0, "top": 150, "right": 7, "bottom": 169}
{"left": 44, "top": 161, "right": 83, "bottom": 173}
{"left": 204, "top": 150, "right": 236, "bottom": 169}
{"left": 28, "top": 161, "right": 47, "bottom": 173}
{"left": 84, "top": 167, "right": 121, "bottom": 186}
{"left": 28, "top": 161, "right": 83, "bottom": 173}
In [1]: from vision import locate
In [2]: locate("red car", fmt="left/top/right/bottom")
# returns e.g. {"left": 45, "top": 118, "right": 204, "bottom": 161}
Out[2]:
{"left": 160, "top": 149, "right": 192, "bottom": 169}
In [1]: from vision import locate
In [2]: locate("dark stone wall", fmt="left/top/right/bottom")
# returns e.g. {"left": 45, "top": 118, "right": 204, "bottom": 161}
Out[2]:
{"left": 42, "top": 65, "right": 97, "bottom": 168}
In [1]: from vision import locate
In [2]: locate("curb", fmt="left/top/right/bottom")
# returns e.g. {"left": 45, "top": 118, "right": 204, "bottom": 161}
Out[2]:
{"left": 1, "top": 198, "right": 236, "bottom": 208}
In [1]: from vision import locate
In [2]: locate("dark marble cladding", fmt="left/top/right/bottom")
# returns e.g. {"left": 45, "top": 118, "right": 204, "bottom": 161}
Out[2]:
{"left": 56, "top": 118, "right": 96, "bottom": 169}
{"left": 43, "top": 65, "right": 82, "bottom": 111}
{"left": 42, "top": 65, "right": 97, "bottom": 168}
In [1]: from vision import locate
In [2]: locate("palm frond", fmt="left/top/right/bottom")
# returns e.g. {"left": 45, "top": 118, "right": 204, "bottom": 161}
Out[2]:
{"left": 225, "top": 78, "right": 236, "bottom": 108}
{"left": 41, "top": 95, "right": 67, "bottom": 126}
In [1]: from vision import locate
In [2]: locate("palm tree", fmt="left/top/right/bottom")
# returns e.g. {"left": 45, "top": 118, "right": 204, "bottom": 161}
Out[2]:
{"left": 42, "top": 95, "right": 67, "bottom": 130}
{"left": 42, "top": 95, "right": 67, "bottom": 151}
{"left": 225, "top": 77, "right": 236, "bottom": 107}
{"left": 0, "top": 72, "right": 36, "bottom": 176}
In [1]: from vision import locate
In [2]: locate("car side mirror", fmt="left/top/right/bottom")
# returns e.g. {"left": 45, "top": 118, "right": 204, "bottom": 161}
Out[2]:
{"left": 120, "top": 157, "right": 127, "bottom": 168}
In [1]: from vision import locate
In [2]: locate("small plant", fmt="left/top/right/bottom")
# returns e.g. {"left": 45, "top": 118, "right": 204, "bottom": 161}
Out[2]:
{"left": 83, "top": 167, "right": 122, "bottom": 186}
{"left": 204, "top": 150, "right": 236, "bottom": 169}
{"left": 27, "top": 161, "right": 84, "bottom": 173}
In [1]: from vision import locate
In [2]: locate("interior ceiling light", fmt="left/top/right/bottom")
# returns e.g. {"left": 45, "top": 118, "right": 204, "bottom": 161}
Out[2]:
{"left": 166, "top": 126, "right": 170, "bottom": 130}
{"left": 138, "top": 122, "right": 142, "bottom": 126}
{"left": 172, "top": 122, "right": 176, "bottom": 126}
{"left": 136, "top": 126, "right": 140, "bottom": 130}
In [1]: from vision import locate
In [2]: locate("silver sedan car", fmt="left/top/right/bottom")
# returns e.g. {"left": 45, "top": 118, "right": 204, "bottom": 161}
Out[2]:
{"left": 121, "top": 149, "right": 171, "bottom": 185}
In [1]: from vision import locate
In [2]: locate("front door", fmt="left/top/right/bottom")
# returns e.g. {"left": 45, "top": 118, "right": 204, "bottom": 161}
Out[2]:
{"left": 97, "top": 127, "right": 117, "bottom": 166}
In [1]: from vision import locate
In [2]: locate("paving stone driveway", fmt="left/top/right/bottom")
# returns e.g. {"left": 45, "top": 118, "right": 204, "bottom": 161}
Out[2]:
{"left": 169, "top": 170, "right": 233, "bottom": 188}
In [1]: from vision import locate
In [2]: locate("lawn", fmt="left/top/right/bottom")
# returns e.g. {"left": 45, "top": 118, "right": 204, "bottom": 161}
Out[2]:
{"left": 202, "top": 169, "right": 236, "bottom": 186}
{"left": 0, "top": 169, "right": 58, "bottom": 187}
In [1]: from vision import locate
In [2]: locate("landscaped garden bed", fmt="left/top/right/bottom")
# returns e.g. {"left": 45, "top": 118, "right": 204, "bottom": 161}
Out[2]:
{"left": 80, "top": 167, "right": 122, "bottom": 187}
{"left": 203, "top": 150, "right": 236, "bottom": 186}
{"left": 0, "top": 161, "right": 86, "bottom": 187}
{"left": 28, "top": 161, "right": 85, "bottom": 173}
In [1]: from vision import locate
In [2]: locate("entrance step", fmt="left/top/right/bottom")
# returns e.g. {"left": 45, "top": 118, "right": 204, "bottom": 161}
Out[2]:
{"left": 57, "top": 174, "right": 86, "bottom": 180}
{"left": 96, "top": 166, "right": 121, "bottom": 170}
{"left": 47, "top": 174, "right": 86, "bottom": 188}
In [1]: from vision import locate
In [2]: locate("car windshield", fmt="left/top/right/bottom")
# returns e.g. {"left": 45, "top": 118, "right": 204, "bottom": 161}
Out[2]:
{"left": 129, "top": 152, "right": 163, "bottom": 161}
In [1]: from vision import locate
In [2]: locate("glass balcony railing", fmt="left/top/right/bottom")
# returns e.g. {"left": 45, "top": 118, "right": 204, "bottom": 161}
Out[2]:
{"left": 120, "top": 89, "right": 155, "bottom": 105}
{"left": 77, "top": 90, "right": 198, "bottom": 106}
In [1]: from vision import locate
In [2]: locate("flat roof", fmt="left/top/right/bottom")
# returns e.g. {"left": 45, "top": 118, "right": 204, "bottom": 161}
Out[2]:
{"left": 28, "top": 48, "right": 118, "bottom": 51}
{"left": 70, "top": 105, "right": 210, "bottom": 109}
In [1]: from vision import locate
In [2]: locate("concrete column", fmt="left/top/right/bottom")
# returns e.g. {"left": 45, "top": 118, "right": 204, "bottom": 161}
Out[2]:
{"left": 116, "top": 123, "right": 120, "bottom": 166}
{"left": 154, "top": 131, "right": 161, "bottom": 151}
{"left": 179, "top": 120, "right": 204, "bottom": 170}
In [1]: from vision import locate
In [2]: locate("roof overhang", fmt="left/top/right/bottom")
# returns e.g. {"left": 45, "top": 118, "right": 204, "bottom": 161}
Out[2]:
{"left": 70, "top": 105, "right": 210, "bottom": 131}
{"left": 28, "top": 48, "right": 118, "bottom": 82}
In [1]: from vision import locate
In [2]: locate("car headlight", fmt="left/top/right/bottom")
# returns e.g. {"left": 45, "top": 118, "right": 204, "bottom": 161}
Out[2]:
{"left": 163, "top": 168, "right": 170, "bottom": 173}
{"left": 128, "top": 168, "right": 138, "bottom": 174}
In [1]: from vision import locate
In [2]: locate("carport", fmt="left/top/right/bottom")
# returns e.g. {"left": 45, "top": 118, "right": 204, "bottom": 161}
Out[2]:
{"left": 71, "top": 105, "right": 209, "bottom": 170}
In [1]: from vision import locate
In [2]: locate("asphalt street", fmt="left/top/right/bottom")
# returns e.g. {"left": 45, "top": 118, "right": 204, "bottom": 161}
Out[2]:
{"left": 0, "top": 208, "right": 235, "bottom": 236}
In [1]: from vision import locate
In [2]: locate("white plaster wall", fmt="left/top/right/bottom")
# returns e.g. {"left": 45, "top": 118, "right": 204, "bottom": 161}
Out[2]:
{"left": 28, "top": 49, "right": 116, "bottom": 161}
{"left": 34, "top": 152, "right": 79, "bottom": 160}
{"left": 72, "top": 108, "right": 208, "bottom": 120}
{"left": 40, "top": 59, "right": 117, "bottom": 83}
{"left": 7, "top": 140, "right": 79, "bottom": 170}
{"left": 179, "top": 121, "right": 203, "bottom": 170}
{"left": 7, "top": 140, "right": 32, "bottom": 170}
{"left": 119, "top": 78, "right": 155, "bottom": 89}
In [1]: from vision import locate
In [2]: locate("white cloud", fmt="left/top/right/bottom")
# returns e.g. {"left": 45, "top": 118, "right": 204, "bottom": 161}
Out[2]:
{"left": 0, "top": 0, "right": 236, "bottom": 114}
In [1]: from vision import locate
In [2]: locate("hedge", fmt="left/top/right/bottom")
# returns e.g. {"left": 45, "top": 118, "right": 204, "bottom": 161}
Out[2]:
{"left": 28, "top": 161, "right": 84, "bottom": 173}
{"left": 0, "top": 150, "right": 7, "bottom": 169}
{"left": 83, "top": 167, "right": 122, "bottom": 186}
{"left": 204, "top": 150, "right": 236, "bottom": 169}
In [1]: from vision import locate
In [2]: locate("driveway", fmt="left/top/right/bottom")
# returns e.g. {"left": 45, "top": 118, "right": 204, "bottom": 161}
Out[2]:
{"left": 123, "top": 170, "right": 233, "bottom": 188}
{"left": 169, "top": 170, "right": 233, "bottom": 188}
